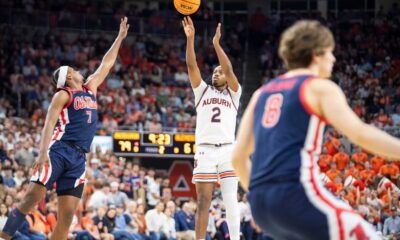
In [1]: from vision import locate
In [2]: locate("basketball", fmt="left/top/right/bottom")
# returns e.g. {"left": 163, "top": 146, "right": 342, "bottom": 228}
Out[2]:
{"left": 174, "top": 0, "right": 201, "bottom": 15}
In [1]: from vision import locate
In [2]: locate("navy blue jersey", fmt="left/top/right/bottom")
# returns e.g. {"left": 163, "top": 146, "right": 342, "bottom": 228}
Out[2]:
{"left": 250, "top": 74, "right": 327, "bottom": 190}
{"left": 52, "top": 85, "right": 97, "bottom": 152}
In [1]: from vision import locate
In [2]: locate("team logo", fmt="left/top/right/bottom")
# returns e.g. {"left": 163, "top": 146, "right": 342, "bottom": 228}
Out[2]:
{"left": 169, "top": 161, "right": 196, "bottom": 199}
{"left": 74, "top": 96, "right": 97, "bottom": 110}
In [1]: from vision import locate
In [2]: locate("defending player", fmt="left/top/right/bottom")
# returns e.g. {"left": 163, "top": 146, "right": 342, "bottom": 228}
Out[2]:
{"left": 231, "top": 20, "right": 398, "bottom": 239}
{"left": 0, "top": 17, "right": 129, "bottom": 240}
{"left": 182, "top": 16, "right": 241, "bottom": 240}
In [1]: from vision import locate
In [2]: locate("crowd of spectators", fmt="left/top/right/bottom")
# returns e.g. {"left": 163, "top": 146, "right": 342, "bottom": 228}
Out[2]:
{"left": 0, "top": 0, "right": 246, "bottom": 135}
{"left": 1, "top": 0, "right": 400, "bottom": 239}
{"left": 0, "top": 125, "right": 260, "bottom": 240}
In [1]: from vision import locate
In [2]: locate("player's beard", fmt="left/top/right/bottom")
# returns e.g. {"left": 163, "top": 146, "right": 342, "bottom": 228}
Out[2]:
{"left": 212, "top": 79, "right": 223, "bottom": 87}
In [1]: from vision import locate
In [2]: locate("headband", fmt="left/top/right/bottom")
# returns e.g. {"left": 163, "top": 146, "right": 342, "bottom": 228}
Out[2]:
{"left": 57, "top": 66, "right": 69, "bottom": 88}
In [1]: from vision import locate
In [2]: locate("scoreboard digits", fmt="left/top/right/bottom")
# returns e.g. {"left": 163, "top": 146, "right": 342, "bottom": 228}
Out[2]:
{"left": 144, "top": 133, "right": 172, "bottom": 146}
{"left": 113, "top": 132, "right": 196, "bottom": 158}
{"left": 118, "top": 140, "right": 131, "bottom": 151}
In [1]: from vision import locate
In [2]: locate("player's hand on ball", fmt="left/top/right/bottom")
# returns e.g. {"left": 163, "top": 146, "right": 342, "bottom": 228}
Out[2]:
{"left": 213, "top": 23, "right": 222, "bottom": 45}
{"left": 32, "top": 153, "right": 50, "bottom": 176}
{"left": 118, "top": 17, "right": 130, "bottom": 39}
{"left": 182, "top": 16, "right": 195, "bottom": 39}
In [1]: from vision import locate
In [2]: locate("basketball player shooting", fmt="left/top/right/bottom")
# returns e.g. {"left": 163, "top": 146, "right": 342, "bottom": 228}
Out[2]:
{"left": 182, "top": 16, "right": 241, "bottom": 240}
{"left": 0, "top": 17, "right": 129, "bottom": 240}
{"left": 232, "top": 20, "right": 400, "bottom": 239}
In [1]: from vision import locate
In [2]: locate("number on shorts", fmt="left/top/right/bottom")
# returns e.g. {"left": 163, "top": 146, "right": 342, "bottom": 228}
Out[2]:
{"left": 86, "top": 111, "right": 92, "bottom": 123}
{"left": 349, "top": 223, "right": 368, "bottom": 240}
{"left": 262, "top": 93, "right": 283, "bottom": 128}
{"left": 211, "top": 107, "right": 221, "bottom": 123}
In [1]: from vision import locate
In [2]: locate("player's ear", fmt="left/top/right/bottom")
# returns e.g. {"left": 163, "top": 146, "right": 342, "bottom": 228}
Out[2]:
{"left": 311, "top": 54, "right": 321, "bottom": 66}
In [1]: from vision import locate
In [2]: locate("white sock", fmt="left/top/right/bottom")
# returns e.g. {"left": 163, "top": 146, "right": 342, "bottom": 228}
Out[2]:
{"left": 220, "top": 178, "right": 241, "bottom": 240}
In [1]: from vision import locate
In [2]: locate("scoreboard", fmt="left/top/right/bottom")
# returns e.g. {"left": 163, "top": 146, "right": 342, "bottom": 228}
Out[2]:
{"left": 113, "top": 131, "right": 196, "bottom": 158}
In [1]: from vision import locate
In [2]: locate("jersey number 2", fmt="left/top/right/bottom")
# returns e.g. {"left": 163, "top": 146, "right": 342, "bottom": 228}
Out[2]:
{"left": 262, "top": 93, "right": 283, "bottom": 128}
{"left": 211, "top": 107, "right": 221, "bottom": 122}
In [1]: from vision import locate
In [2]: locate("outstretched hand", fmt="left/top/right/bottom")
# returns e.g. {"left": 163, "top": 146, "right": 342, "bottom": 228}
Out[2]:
{"left": 213, "top": 23, "right": 222, "bottom": 45}
{"left": 32, "top": 153, "right": 49, "bottom": 177}
{"left": 182, "top": 16, "right": 195, "bottom": 39}
{"left": 118, "top": 17, "right": 130, "bottom": 39}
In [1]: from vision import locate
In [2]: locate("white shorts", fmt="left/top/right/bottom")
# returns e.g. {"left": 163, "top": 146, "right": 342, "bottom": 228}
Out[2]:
{"left": 192, "top": 144, "right": 238, "bottom": 183}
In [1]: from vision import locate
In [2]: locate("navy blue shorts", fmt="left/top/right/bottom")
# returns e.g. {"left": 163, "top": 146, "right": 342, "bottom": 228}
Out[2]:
{"left": 30, "top": 140, "right": 86, "bottom": 195}
{"left": 249, "top": 182, "right": 379, "bottom": 240}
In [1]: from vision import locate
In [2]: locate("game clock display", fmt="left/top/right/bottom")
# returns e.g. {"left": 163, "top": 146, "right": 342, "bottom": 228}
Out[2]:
{"left": 113, "top": 131, "right": 196, "bottom": 158}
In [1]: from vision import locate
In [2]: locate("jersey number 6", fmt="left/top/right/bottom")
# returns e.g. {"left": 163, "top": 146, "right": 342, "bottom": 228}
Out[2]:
{"left": 262, "top": 93, "right": 283, "bottom": 128}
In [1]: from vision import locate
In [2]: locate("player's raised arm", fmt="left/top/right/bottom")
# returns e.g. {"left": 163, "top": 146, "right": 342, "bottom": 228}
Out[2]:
{"left": 86, "top": 17, "right": 130, "bottom": 93}
{"left": 308, "top": 79, "right": 400, "bottom": 159}
{"left": 182, "top": 16, "right": 202, "bottom": 89}
{"left": 232, "top": 90, "right": 260, "bottom": 191}
{"left": 33, "top": 90, "right": 70, "bottom": 174}
{"left": 212, "top": 23, "right": 239, "bottom": 92}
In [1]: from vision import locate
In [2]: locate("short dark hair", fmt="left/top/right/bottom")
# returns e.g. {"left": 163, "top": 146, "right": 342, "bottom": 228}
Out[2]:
{"left": 278, "top": 20, "right": 334, "bottom": 70}
{"left": 93, "top": 180, "right": 103, "bottom": 189}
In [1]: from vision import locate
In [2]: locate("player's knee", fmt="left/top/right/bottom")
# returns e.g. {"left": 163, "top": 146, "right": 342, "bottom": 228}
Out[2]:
{"left": 197, "top": 194, "right": 212, "bottom": 210}
{"left": 60, "top": 210, "right": 75, "bottom": 224}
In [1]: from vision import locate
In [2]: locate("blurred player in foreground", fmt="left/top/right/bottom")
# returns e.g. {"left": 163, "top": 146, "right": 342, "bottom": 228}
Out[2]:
{"left": 232, "top": 20, "right": 400, "bottom": 239}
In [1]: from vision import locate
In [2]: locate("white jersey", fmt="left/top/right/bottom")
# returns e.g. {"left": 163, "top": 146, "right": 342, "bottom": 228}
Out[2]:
{"left": 193, "top": 80, "right": 241, "bottom": 144}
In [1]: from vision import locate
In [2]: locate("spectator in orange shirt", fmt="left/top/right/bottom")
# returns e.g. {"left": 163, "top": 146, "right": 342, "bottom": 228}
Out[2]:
{"left": 318, "top": 147, "right": 332, "bottom": 173}
{"left": 393, "top": 159, "right": 400, "bottom": 170}
{"left": 351, "top": 147, "right": 369, "bottom": 171}
{"left": 345, "top": 161, "right": 360, "bottom": 178}
{"left": 325, "top": 181, "right": 337, "bottom": 194}
{"left": 343, "top": 188, "right": 357, "bottom": 207}
{"left": 360, "top": 162, "right": 376, "bottom": 186}
{"left": 45, "top": 204, "right": 57, "bottom": 233}
{"left": 324, "top": 134, "right": 341, "bottom": 156}
{"left": 333, "top": 147, "right": 350, "bottom": 171}
{"left": 333, "top": 175, "right": 343, "bottom": 194}
{"left": 26, "top": 207, "right": 51, "bottom": 237}
{"left": 81, "top": 208, "right": 100, "bottom": 240}
{"left": 326, "top": 162, "right": 341, "bottom": 182}
{"left": 371, "top": 156, "right": 386, "bottom": 174}
{"left": 353, "top": 180, "right": 366, "bottom": 192}
{"left": 378, "top": 160, "right": 400, "bottom": 181}
{"left": 380, "top": 191, "right": 391, "bottom": 214}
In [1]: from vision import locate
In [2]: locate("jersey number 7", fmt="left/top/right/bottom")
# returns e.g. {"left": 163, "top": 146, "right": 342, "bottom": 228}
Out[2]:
{"left": 262, "top": 93, "right": 283, "bottom": 128}
{"left": 86, "top": 111, "right": 92, "bottom": 124}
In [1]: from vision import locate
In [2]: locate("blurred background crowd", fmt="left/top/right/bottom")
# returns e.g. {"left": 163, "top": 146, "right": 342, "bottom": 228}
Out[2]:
{"left": 0, "top": 0, "right": 400, "bottom": 239}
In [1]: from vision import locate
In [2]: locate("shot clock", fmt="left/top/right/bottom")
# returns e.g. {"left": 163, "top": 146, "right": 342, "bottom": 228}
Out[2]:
{"left": 113, "top": 131, "right": 196, "bottom": 158}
